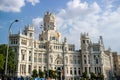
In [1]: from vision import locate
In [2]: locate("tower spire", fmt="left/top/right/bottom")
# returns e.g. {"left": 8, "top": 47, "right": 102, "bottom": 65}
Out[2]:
{"left": 99, "top": 36, "right": 105, "bottom": 50}
{"left": 43, "top": 11, "right": 56, "bottom": 31}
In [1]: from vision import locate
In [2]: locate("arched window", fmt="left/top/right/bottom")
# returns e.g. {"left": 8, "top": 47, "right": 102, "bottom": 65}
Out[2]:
{"left": 78, "top": 68, "right": 81, "bottom": 75}
{"left": 74, "top": 68, "right": 77, "bottom": 75}
{"left": 70, "top": 67, "right": 72, "bottom": 75}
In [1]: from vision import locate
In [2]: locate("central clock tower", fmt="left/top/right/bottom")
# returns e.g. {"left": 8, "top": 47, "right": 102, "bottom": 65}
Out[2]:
{"left": 39, "top": 11, "right": 61, "bottom": 42}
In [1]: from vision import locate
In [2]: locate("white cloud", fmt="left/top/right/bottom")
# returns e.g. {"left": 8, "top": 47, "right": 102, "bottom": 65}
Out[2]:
{"left": 0, "top": 0, "right": 40, "bottom": 12}
{"left": 32, "top": 17, "right": 43, "bottom": 27}
{"left": 102, "top": 0, "right": 115, "bottom": 9}
{"left": 0, "top": 0, "right": 25, "bottom": 12}
{"left": 55, "top": 0, "right": 120, "bottom": 52}
{"left": 26, "top": 0, "right": 40, "bottom": 6}
{"left": 32, "top": 17, "right": 43, "bottom": 39}
{"left": 56, "top": 0, "right": 101, "bottom": 41}
{"left": 30, "top": 0, "right": 120, "bottom": 52}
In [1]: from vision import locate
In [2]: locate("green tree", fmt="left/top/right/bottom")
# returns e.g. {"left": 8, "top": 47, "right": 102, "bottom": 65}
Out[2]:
{"left": 49, "top": 70, "right": 53, "bottom": 78}
{"left": 32, "top": 69, "right": 38, "bottom": 78}
{"left": 90, "top": 72, "right": 96, "bottom": 80}
{"left": 0, "top": 54, "right": 5, "bottom": 71}
{"left": 8, "top": 47, "right": 16, "bottom": 75}
{"left": 0, "top": 44, "right": 16, "bottom": 76}
{"left": 99, "top": 74, "right": 104, "bottom": 80}
{"left": 52, "top": 70, "right": 58, "bottom": 79}
{"left": 38, "top": 69, "right": 44, "bottom": 78}
{"left": 82, "top": 72, "right": 87, "bottom": 79}
{"left": 47, "top": 70, "right": 58, "bottom": 79}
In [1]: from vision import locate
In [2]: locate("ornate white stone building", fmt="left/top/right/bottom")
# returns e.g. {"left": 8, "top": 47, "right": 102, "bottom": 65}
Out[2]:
{"left": 9, "top": 12, "right": 114, "bottom": 80}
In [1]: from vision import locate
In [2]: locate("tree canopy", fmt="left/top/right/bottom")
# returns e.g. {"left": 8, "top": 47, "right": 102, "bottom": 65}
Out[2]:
{"left": 0, "top": 54, "right": 5, "bottom": 71}
{"left": 38, "top": 69, "right": 44, "bottom": 78}
{"left": 0, "top": 44, "right": 16, "bottom": 75}
{"left": 32, "top": 69, "right": 38, "bottom": 78}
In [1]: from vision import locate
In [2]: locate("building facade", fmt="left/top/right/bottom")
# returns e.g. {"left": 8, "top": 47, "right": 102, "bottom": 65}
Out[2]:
{"left": 9, "top": 12, "right": 114, "bottom": 80}
{"left": 112, "top": 52, "right": 120, "bottom": 79}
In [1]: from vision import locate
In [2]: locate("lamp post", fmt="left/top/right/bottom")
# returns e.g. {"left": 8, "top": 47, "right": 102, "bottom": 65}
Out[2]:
{"left": 5, "top": 19, "right": 19, "bottom": 76}
{"left": 62, "top": 39, "right": 65, "bottom": 80}
{"left": 63, "top": 47, "right": 65, "bottom": 80}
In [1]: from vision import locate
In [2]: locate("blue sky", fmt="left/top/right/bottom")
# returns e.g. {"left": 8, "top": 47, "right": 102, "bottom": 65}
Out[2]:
{"left": 0, "top": 0, "right": 120, "bottom": 53}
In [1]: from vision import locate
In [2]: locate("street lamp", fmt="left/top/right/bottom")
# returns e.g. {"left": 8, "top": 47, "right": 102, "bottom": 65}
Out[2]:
{"left": 5, "top": 19, "right": 19, "bottom": 75}
{"left": 62, "top": 38, "right": 65, "bottom": 80}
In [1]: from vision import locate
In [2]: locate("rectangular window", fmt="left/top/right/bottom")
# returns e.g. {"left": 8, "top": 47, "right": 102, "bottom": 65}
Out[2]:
{"left": 34, "top": 53, "right": 37, "bottom": 62}
{"left": 29, "top": 56, "right": 31, "bottom": 61}
{"left": 84, "top": 55, "right": 86, "bottom": 58}
{"left": 30, "top": 33, "right": 33, "bottom": 37}
{"left": 83, "top": 40, "right": 85, "bottom": 43}
{"left": 78, "top": 68, "right": 81, "bottom": 75}
{"left": 39, "top": 53, "right": 42, "bottom": 63}
{"left": 78, "top": 56, "right": 80, "bottom": 64}
{"left": 10, "top": 38, "right": 18, "bottom": 44}
{"left": 74, "top": 59, "right": 76, "bottom": 64}
{"left": 45, "top": 58, "right": 47, "bottom": 63}
{"left": 29, "top": 51, "right": 32, "bottom": 61}
{"left": 39, "top": 66, "right": 41, "bottom": 70}
{"left": 84, "top": 59, "right": 86, "bottom": 64}
{"left": 93, "top": 46, "right": 100, "bottom": 51}
{"left": 24, "top": 65, "right": 25, "bottom": 73}
{"left": 94, "top": 55, "right": 96, "bottom": 59}
{"left": 38, "top": 58, "right": 42, "bottom": 62}
{"left": 70, "top": 55, "right": 73, "bottom": 64}
{"left": 70, "top": 68, "right": 72, "bottom": 75}
{"left": 52, "top": 36, "right": 55, "bottom": 40}
{"left": 78, "top": 59, "right": 80, "bottom": 64}
{"left": 96, "top": 59, "right": 98, "bottom": 64}
{"left": 43, "top": 54, "right": 47, "bottom": 63}
{"left": 34, "top": 57, "right": 37, "bottom": 62}
{"left": 70, "top": 60, "right": 73, "bottom": 64}
{"left": 14, "top": 39, "right": 18, "bottom": 44}
{"left": 95, "top": 67, "right": 96, "bottom": 74}
{"left": 74, "top": 68, "right": 77, "bottom": 75}
{"left": 28, "top": 65, "right": 31, "bottom": 73}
